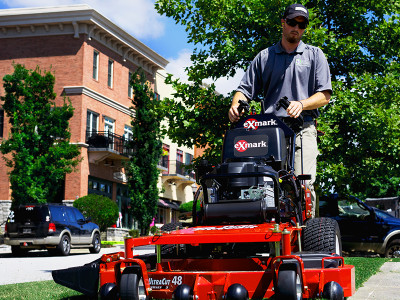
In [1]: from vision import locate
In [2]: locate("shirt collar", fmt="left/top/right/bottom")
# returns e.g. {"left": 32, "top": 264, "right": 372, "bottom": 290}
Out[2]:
{"left": 274, "top": 40, "right": 305, "bottom": 54}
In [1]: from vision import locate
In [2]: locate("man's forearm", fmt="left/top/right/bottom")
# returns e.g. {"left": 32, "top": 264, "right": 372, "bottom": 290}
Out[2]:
{"left": 300, "top": 91, "right": 331, "bottom": 110}
{"left": 232, "top": 91, "right": 249, "bottom": 107}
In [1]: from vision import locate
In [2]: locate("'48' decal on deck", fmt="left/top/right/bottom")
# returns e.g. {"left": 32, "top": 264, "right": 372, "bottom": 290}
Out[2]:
{"left": 149, "top": 276, "right": 182, "bottom": 290}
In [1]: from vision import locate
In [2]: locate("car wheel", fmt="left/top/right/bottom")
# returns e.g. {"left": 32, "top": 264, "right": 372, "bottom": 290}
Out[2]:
{"left": 120, "top": 272, "right": 147, "bottom": 300}
{"left": 89, "top": 232, "right": 101, "bottom": 253}
{"left": 11, "top": 245, "right": 28, "bottom": 257}
{"left": 303, "top": 217, "right": 342, "bottom": 255}
{"left": 57, "top": 234, "right": 71, "bottom": 256}
{"left": 385, "top": 239, "right": 400, "bottom": 258}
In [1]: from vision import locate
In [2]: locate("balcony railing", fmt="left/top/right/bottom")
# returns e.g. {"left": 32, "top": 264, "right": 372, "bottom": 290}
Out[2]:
{"left": 160, "top": 159, "right": 195, "bottom": 180}
{"left": 86, "top": 131, "right": 133, "bottom": 156}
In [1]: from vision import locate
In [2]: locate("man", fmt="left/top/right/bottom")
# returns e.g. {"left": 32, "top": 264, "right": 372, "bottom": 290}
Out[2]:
{"left": 228, "top": 4, "right": 332, "bottom": 218}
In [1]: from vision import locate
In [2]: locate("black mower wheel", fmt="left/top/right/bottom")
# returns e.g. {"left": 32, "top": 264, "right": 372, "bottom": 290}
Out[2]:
{"left": 303, "top": 217, "right": 342, "bottom": 255}
{"left": 385, "top": 239, "right": 400, "bottom": 258}
{"left": 160, "top": 222, "right": 184, "bottom": 256}
{"left": 57, "top": 234, "right": 71, "bottom": 256}
{"left": 120, "top": 272, "right": 147, "bottom": 300}
{"left": 89, "top": 232, "right": 101, "bottom": 253}
{"left": 275, "top": 266, "right": 302, "bottom": 300}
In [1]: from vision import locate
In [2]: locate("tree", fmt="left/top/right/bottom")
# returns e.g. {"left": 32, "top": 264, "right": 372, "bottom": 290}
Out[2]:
{"left": 160, "top": 76, "right": 231, "bottom": 166}
{"left": 0, "top": 64, "right": 81, "bottom": 208}
{"left": 125, "top": 69, "right": 164, "bottom": 234}
{"left": 155, "top": 0, "right": 400, "bottom": 198}
{"left": 317, "top": 70, "right": 400, "bottom": 198}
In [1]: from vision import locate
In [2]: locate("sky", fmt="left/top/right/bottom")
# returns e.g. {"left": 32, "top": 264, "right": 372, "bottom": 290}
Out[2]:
{"left": 0, "top": 0, "right": 244, "bottom": 95}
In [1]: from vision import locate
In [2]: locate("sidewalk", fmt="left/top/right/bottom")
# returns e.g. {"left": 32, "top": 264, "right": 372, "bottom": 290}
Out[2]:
{"left": 349, "top": 262, "right": 400, "bottom": 299}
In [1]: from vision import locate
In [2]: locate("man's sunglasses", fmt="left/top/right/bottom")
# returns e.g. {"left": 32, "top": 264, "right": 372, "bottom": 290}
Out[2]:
{"left": 286, "top": 18, "right": 308, "bottom": 29}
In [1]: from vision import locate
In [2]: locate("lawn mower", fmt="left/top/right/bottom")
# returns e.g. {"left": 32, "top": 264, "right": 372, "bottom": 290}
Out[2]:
{"left": 52, "top": 97, "right": 355, "bottom": 299}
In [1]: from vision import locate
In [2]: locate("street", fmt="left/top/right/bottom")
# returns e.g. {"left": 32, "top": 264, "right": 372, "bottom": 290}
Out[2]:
{"left": 0, "top": 244, "right": 154, "bottom": 285}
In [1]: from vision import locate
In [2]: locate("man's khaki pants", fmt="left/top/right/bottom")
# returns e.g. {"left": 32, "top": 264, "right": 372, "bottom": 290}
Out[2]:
{"left": 294, "top": 121, "right": 318, "bottom": 218}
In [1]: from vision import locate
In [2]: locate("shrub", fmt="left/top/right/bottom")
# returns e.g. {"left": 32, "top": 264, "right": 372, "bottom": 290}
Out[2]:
{"left": 179, "top": 200, "right": 200, "bottom": 213}
{"left": 73, "top": 194, "right": 119, "bottom": 231}
{"left": 150, "top": 226, "right": 158, "bottom": 235}
{"left": 129, "top": 229, "right": 140, "bottom": 238}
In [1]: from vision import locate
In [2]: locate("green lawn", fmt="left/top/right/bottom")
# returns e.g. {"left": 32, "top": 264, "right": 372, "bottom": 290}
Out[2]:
{"left": 0, "top": 257, "right": 398, "bottom": 299}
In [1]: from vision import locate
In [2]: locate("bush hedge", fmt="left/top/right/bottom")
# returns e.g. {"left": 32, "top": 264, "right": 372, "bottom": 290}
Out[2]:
{"left": 179, "top": 200, "right": 200, "bottom": 213}
{"left": 73, "top": 194, "right": 119, "bottom": 231}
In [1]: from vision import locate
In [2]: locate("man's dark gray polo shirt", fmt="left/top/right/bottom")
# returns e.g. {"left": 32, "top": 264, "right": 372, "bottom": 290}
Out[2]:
{"left": 237, "top": 41, "right": 332, "bottom": 117}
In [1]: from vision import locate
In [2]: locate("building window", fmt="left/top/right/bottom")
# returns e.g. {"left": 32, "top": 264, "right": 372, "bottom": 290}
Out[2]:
{"left": 128, "top": 71, "right": 133, "bottom": 98}
{"left": 108, "top": 59, "right": 114, "bottom": 88}
{"left": 0, "top": 109, "right": 4, "bottom": 138}
{"left": 88, "top": 177, "right": 112, "bottom": 199}
{"left": 124, "top": 125, "right": 133, "bottom": 141}
{"left": 93, "top": 50, "right": 99, "bottom": 80}
{"left": 104, "top": 117, "right": 115, "bottom": 150}
{"left": 160, "top": 144, "right": 169, "bottom": 173}
{"left": 177, "top": 149, "right": 183, "bottom": 162}
{"left": 104, "top": 117, "right": 115, "bottom": 134}
{"left": 86, "top": 110, "right": 98, "bottom": 139}
{"left": 185, "top": 153, "right": 193, "bottom": 165}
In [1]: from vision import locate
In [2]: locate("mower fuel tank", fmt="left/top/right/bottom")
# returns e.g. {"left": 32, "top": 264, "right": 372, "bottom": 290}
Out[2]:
{"left": 217, "top": 161, "right": 276, "bottom": 187}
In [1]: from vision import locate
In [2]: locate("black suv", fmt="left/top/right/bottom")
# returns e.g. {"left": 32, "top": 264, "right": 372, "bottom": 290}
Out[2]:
{"left": 4, "top": 204, "right": 101, "bottom": 256}
{"left": 320, "top": 194, "right": 400, "bottom": 258}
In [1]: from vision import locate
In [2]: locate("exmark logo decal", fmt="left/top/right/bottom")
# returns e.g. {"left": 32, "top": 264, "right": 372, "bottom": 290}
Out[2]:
{"left": 244, "top": 118, "right": 277, "bottom": 130}
{"left": 235, "top": 140, "right": 267, "bottom": 152}
{"left": 233, "top": 135, "right": 269, "bottom": 157}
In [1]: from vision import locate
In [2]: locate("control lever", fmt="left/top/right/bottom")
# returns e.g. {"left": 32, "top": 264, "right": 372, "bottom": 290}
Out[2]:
{"left": 276, "top": 96, "right": 304, "bottom": 132}
{"left": 237, "top": 99, "right": 250, "bottom": 115}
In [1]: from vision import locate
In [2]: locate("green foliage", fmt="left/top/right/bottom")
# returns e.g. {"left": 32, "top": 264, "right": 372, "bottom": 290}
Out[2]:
{"left": 161, "top": 75, "right": 231, "bottom": 165}
{"left": 73, "top": 194, "right": 119, "bottom": 231}
{"left": 317, "top": 70, "right": 400, "bottom": 198}
{"left": 155, "top": 0, "right": 400, "bottom": 198}
{"left": 179, "top": 200, "right": 201, "bottom": 213}
{"left": 128, "top": 229, "right": 140, "bottom": 238}
{"left": 156, "top": 0, "right": 400, "bottom": 81}
{"left": 0, "top": 64, "right": 81, "bottom": 207}
{"left": 125, "top": 69, "right": 164, "bottom": 234}
{"left": 150, "top": 225, "right": 158, "bottom": 235}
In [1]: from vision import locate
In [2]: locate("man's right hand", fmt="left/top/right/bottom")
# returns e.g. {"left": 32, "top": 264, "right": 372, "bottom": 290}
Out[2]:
{"left": 229, "top": 91, "right": 248, "bottom": 123}
{"left": 228, "top": 105, "right": 240, "bottom": 123}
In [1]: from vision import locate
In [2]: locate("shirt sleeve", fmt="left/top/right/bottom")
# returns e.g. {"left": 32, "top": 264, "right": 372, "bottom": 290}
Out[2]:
{"left": 315, "top": 48, "right": 332, "bottom": 94}
{"left": 236, "top": 51, "right": 264, "bottom": 100}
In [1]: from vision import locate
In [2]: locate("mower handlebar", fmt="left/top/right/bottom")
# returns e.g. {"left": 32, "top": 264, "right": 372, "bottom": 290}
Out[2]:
{"left": 237, "top": 99, "right": 250, "bottom": 115}
{"left": 276, "top": 96, "right": 304, "bottom": 132}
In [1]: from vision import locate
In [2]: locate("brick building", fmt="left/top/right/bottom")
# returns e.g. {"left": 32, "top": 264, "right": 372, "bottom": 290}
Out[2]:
{"left": 0, "top": 5, "right": 195, "bottom": 229}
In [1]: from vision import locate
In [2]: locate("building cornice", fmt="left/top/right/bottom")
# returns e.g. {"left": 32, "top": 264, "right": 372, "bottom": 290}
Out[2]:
{"left": 0, "top": 5, "right": 168, "bottom": 74}
{"left": 64, "top": 86, "right": 135, "bottom": 117}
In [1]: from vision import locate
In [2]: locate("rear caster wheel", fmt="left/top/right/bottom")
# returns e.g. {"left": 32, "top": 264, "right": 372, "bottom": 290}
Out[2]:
{"left": 120, "top": 272, "right": 147, "bottom": 300}
{"left": 275, "top": 265, "right": 302, "bottom": 300}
